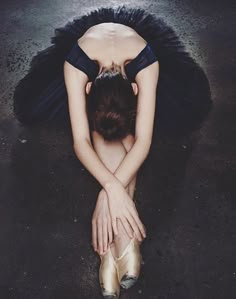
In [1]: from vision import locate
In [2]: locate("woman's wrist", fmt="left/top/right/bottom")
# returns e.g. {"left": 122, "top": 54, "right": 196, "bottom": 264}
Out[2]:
{"left": 104, "top": 180, "right": 123, "bottom": 194}
{"left": 97, "top": 188, "right": 107, "bottom": 204}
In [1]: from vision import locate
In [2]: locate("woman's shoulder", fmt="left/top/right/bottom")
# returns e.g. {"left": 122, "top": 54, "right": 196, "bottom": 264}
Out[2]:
{"left": 77, "top": 34, "right": 147, "bottom": 66}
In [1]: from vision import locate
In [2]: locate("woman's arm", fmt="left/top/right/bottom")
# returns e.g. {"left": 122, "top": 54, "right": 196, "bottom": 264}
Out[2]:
{"left": 64, "top": 61, "right": 120, "bottom": 189}
{"left": 109, "top": 61, "right": 160, "bottom": 189}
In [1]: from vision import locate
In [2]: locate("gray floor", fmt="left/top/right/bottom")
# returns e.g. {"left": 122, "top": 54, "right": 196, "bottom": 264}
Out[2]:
{"left": 0, "top": 0, "right": 235, "bottom": 298}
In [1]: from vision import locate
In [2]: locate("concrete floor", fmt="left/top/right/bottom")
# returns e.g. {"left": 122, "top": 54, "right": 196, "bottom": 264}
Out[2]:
{"left": 0, "top": 0, "right": 235, "bottom": 298}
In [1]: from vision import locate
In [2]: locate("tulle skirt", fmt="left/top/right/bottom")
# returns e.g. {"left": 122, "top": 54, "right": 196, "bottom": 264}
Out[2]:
{"left": 13, "top": 5, "right": 213, "bottom": 138}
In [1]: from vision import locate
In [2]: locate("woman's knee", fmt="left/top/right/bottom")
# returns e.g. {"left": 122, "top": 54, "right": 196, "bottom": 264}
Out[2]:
{"left": 121, "top": 134, "right": 135, "bottom": 152}
{"left": 91, "top": 130, "right": 127, "bottom": 172}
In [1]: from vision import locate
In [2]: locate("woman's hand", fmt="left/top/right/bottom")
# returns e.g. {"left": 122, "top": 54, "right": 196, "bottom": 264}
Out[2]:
{"left": 106, "top": 182, "right": 146, "bottom": 242}
{"left": 91, "top": 189, "right": 113, "bottom": 255}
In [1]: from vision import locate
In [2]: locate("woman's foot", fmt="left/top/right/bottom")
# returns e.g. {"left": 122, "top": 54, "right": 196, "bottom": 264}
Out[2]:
{"left": 109, "top": 219, "right": 143, "bottom": 289}
{"left": 110, "top": 219, "right": 134, "bottom": 258}
{"left": 99, "top": 247, "right": 120, "bottom": 298}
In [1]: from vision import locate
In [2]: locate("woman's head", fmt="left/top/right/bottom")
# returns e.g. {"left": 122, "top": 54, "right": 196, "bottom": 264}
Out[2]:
{"left": 86, "top": 62, "right": 138, "bottom": 141}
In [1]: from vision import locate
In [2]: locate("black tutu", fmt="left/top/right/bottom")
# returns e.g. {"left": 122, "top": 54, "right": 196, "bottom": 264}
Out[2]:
{"left": 13, "top": 5, "right": 213, "bottom": 138}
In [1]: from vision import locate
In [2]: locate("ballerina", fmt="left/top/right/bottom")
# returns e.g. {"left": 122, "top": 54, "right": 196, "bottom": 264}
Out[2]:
{"left": 13, "top": 5, "right": 213, "bottom": 298}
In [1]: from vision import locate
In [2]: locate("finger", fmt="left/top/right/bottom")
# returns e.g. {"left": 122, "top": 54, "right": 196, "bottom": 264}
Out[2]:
{"left": 112, "top": 217, "right": 118, "bottom": 235}
{"left": 98, "top": 220, "right": 103, "bottom": 255}
{"left": 134, "top": 214, "right": 146, "bottom": 238}
{"left": 108, "top": 218, "right": 113, "bottom": 244}
{"left": 92, "top": 220, "right": 98, "bottom": 251}
{"left": 102, "top": 219, "right": 108, "bottom": 252}
{"left": 128, "top": 205, "right": 146, "bottom": 238}
{"left": 120, "top": 216, "right": 133, "bottom": 239}
{"left": 126, "top": 212, "right": 143, "bottom": 241}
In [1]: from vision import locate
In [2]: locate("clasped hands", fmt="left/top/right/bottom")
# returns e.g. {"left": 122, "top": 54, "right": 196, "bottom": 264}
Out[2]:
{"left": 91, "top": 181, "right": 146, "bottom": 255}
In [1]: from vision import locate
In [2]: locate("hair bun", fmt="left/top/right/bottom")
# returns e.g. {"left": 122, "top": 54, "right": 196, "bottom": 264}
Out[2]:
{"left": 95, "top": 111, "right": 127, "bottom": 141}
{"left": 86, "top": 64, "right": 137, "bottom": 141}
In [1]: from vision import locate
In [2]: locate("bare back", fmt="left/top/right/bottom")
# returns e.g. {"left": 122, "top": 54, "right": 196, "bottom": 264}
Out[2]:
{"left": 77, "top": 22, "right": 148, "bottom": 73}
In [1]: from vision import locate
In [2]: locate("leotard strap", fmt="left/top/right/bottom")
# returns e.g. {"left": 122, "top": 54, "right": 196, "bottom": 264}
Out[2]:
{"left": 65, "top": 41, "right": 99, "bottom": 81}
{"left": 124, "top": 43, "right": 159, "bottom": 82}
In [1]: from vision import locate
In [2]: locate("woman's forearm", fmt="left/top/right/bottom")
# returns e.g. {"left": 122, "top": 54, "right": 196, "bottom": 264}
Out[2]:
{"left": 73, "top": 136, "right": 150, "bottom": 195}
{"left": 112, "top": 138, "right": 151, "bottom": 188}
{"left": 73, "top": 139, "right": 121, "bottom": 190}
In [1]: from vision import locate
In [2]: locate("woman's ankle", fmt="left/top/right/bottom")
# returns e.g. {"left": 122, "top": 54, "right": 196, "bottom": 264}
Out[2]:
{"left": 111, "top": 220, "right": 133, "bottom": 258}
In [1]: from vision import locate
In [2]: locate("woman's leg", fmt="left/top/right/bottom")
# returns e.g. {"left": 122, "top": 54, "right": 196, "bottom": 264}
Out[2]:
{"left": 91, "top": 131, "right": 137, "bottom": 257}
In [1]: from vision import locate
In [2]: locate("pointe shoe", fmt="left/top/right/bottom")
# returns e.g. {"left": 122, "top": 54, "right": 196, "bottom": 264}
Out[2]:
{"left": 115, "top": 237, "right": 142, "bottom": 289}
{"left": 99, "top": 247, "right": 120, "bottom": 298}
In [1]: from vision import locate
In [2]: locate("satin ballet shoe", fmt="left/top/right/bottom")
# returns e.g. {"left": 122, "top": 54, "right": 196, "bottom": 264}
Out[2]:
{"left": 99, "top": 247, "right": 120, "bottom": 298}
{"left": 115, "top": 237, "right": 142, "bottom": 289}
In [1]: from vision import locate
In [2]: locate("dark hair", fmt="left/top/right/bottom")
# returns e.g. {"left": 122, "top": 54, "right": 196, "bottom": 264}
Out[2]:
{"left": 86, "top": 63, "right": 137, "bottom": 141}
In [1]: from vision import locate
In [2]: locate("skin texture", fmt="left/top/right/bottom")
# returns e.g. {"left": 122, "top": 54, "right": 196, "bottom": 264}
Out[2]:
{"left": 77, "top": 22, "right": 150, "bottom": 73}
{"left": 63, "top": 22, "right": 159, "bottom": 256}
{"left": 91, "top": 132, "right": 140, "bottom": 255}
